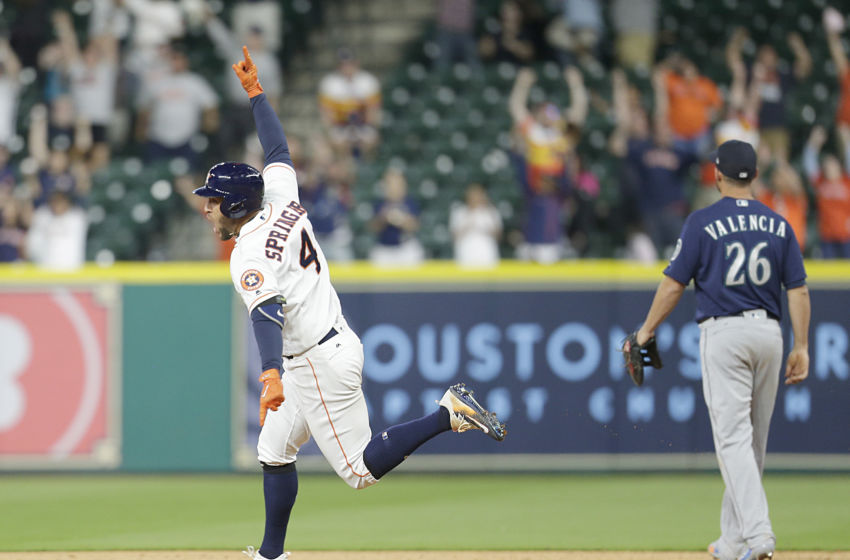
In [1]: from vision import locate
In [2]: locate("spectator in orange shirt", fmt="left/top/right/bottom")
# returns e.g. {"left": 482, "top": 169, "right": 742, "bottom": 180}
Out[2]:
{"left": 756, "top": 160, "right": 808, "bottom": 250}
{"left": 657, "top": 54, "right": 722, "bottom": 158}
{"left": 803, "top": 125, "right": 850, "bottom": 259}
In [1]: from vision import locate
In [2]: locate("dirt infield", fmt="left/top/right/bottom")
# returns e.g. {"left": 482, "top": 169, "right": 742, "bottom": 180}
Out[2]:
{"left": 4, "top": 552, "right": 850, "bottom": 560}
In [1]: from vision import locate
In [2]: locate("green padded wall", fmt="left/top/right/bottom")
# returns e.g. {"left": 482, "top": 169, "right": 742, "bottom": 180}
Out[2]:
{"left": 121, "top": 285, "right": 234, "bottom": 471}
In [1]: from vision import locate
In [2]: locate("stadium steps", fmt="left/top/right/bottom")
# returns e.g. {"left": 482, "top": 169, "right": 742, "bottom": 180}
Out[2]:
{"left": 276, "top": 0, "right": 436, "bottom": 138}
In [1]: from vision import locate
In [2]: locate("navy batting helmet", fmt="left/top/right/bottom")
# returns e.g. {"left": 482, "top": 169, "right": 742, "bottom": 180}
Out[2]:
{"left": 193, "top": 162, "right": 264, "bottom": 218}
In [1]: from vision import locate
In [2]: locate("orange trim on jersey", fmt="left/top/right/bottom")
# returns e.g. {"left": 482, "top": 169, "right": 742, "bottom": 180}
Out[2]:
{"left": 264, "top": 162, "right": 296, "bottom": 177}
{"left": 239, "top": 203, "right": 274, "bottom": 240}
{"left": 247, "top": 290, "right": 279, "bottom": 311}
{"left": 306, "top": 357, "right": 371, "bottom": 480}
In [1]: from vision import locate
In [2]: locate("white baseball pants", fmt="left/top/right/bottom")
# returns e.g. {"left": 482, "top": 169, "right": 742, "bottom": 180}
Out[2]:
{"left": 257, "top": 321, "right": 378, "bottom": 489}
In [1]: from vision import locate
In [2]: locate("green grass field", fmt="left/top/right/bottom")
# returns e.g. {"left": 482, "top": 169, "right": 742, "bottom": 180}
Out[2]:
{"left": 1, "top": 473, "right": 848, "bottom": 552}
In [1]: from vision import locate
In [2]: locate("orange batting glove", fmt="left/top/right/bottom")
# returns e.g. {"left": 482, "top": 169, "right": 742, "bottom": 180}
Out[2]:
{"left": 258, "top": 368, "right": 284, "bottom": 426}
{"left": 232, "top": 45, "right": 264, "bottom": 98}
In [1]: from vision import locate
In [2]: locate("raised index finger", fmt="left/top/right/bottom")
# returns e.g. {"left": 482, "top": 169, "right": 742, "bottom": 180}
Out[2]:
{"left": 242, "top": 45, "right": 254, "bottom": 67}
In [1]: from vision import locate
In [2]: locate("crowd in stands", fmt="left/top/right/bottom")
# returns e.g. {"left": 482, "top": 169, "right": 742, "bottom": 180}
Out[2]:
{"left": 1, "top": 0, "right": 849, "bottom": 270}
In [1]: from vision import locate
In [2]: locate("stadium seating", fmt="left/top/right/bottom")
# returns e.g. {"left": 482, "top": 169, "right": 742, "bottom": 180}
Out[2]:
{"left": 7, "top": 0, "right": 842, "bottom": 261}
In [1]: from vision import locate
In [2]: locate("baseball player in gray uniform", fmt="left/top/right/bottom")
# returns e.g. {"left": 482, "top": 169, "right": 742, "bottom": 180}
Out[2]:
{"left": 630, "top": 140, "right": 810, "bottom": 560}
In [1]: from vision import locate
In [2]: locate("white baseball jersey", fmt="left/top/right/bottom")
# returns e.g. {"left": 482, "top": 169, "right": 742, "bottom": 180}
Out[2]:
{"left": 230, "top": 162, "right": 343, "bottom": 356}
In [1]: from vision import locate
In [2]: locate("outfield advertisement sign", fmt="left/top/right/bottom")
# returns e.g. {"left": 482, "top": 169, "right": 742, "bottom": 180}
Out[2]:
{"left": 240, "top": 287, "right": 849, "bottom": 463}
{"left": 0, "top": 287, "right": 121, "bottom": 469}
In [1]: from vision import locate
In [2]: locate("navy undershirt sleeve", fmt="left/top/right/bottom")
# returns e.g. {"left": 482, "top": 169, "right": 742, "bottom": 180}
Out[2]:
{"left": 250, "top": 93, "right": 293, "bottom": 168}
{"left": 250, "top": 300, "right": 284, "bottom": 372}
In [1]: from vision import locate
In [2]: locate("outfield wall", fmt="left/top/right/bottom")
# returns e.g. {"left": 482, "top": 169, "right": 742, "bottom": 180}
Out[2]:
{"left": 1, "top": 261, "right": 848, "bottom": 472}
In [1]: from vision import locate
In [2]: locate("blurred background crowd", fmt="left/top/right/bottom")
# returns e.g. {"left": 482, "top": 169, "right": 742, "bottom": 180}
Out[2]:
{"left": 1, "top": 0, "right": 849, "bottom": 270}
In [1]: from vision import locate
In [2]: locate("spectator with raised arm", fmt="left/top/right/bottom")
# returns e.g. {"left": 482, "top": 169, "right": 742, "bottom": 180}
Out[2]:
{"left": 509, "top": 66, "right": 586, "bottom": 195}
{"left": 52, "top": 10, "right": 119, "bottom": 170}
{"left": 122, "top": 0, "right": 185, "bottom": 82}
{"left": 0, "top": 38, "right": 21, "bottom": 148}
{"left": 27, "top": 104, "right": 90, "bottom": 207}
{"left": 717, "top": 28, "right": 763, "bottom": 149}
{"left": 509, "top": 66, "right": 587, "bottom": 263}
{"left": 203, "top": 1, "right": 282, "bottom": 160}
{"left": 726, "top": 26, "right": 810, "bottom": 161}
{"left": 697, "top": 28, "right": 767, "bottom": 210}
{"left": 802, "top": 125, "right": 850, "bottom": 259}
{"left": 608, "top": 69, "right": 658, "bottom": 262}
{"left": 826, "top": 7, "right": 850, "bottom": 154}
{"left": 608, "top": 67, "right": 696, "bottom": 259}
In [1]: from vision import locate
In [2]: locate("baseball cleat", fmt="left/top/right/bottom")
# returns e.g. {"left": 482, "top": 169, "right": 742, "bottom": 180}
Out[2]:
{"left": 708, "top": 539, "right": 745, "bottom": 560}
{"left": 243, "top": 546, "right": 289, "bottom": 559}
{"left": 738, "top": 542, "right": 774, "bottom": 560}
{"left": 438, "top": 383, "right": 506, "bottom": 441}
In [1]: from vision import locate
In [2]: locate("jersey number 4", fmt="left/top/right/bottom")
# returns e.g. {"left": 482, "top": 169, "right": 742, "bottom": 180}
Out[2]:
{"left": 299, "top": 229, "right": 321, "bottom": 274}
{"left": 725, "top": 241, "right": 771, "bottom": 286}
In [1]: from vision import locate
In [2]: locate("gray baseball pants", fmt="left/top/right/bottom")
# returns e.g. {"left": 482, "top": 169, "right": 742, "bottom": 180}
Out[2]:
{"left": 699, "top": 311, "right": 782, "bottom": 550}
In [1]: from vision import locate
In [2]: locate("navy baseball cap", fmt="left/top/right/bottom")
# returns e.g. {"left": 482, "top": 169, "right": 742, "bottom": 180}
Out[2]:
{"left": 711, "top": 140, "right": 757, "bottom": 181}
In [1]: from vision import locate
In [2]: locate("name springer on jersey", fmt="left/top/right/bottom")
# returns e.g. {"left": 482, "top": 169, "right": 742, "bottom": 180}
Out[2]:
{"left": 265, "top": 200, "right": 308, "bottom": 261}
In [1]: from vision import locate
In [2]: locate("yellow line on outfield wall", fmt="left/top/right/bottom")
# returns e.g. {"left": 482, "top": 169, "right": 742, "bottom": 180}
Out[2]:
{"left": 0, "top": 260, "right": 848, "bottom": 285}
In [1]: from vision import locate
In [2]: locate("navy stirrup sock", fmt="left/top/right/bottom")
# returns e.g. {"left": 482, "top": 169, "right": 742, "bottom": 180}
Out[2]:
{"left": 363, "top": 408, "right": 452, "bottom": 479}
{"left": 259, "top": 462, "right": 298, "bottom": 559}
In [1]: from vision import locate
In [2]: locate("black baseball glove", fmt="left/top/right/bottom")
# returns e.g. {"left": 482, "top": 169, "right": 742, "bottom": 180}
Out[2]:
{"left": 621, "top": 332, "right": 663, "bottom": 386}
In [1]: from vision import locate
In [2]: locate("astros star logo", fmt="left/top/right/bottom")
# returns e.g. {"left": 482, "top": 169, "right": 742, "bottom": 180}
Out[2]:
{"left": 241, "top": 269, "right": 264, "bottom": 291}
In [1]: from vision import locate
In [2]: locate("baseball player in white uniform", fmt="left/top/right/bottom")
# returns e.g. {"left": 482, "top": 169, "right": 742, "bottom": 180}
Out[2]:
{"left": 630, "top": 140, "right": 810, "bottom": 560}
{"left": 194, "top": 47, "right": 506, "bottom": 560}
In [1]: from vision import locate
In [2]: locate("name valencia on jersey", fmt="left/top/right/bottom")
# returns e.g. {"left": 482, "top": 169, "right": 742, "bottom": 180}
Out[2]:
{"left": 264, "top": 200, "right": 308, "bottom": 261}
{"left": 703, "top": 213, "right": 788, "bottom": 241}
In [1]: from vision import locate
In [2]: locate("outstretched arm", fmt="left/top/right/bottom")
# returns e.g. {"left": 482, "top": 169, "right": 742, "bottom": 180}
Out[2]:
{"left": 725, "top": 28, "right": 748, "bottom": 111}
{"left": 508, "top": 67, "right": 535, "bottom": 124}
{"left": 564, "top": 65, "right": 588, "bottom": 127}
{"left": 205, "top": 10, "right": 239, "bottom": 61}
{"left": 0, "top": 39, "right": 20, "bottom": 78}
{"left": 233, "top": 46, "right": 292, "bottom": 168}
{"left": 651, "top": 65, "right": 670, "bottom": 136}
{"left": 608, "top": 69, "right": 630, "bottom": 157}
{"left": 52, "top": 10, "right": 81, "bottom": 65}
{"left": 825, "top": 15, "right": 848, "bottom": 77}
{"left": 802, "top": 126, "right": 826, "bottom": 180}
{"left": 838, "top": 126, "right": 850, "bottom": 174}
{"left": 788, "top": 32, "right": 812, "bottom": 80}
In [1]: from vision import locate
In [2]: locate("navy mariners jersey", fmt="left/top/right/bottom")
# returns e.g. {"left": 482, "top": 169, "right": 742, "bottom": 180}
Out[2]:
{"left": 664, "top": 197, "right": 807, "bottom": 322}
